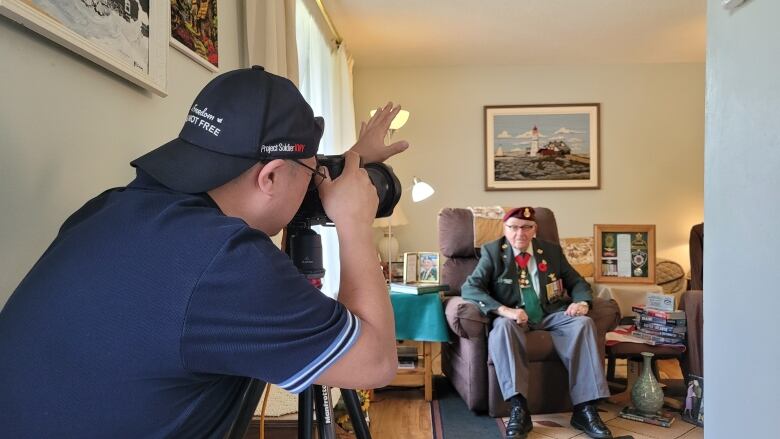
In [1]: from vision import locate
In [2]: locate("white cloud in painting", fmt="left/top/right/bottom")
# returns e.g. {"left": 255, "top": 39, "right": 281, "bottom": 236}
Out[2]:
{"left": 497, "top": 130, "right": 512, "bottom": 138}
{"left": 553, "top": 127, "right": 585, "bottom": 135}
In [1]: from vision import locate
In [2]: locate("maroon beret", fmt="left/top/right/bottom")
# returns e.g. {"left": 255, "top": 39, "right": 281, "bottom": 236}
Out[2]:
{"left": 503, "top": 207, "right": 536, "bottom": 222}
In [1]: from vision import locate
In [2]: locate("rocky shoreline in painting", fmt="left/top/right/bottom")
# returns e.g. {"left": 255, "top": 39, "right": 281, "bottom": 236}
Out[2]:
{"left": 495, "top": 155, "right": 590, "bottom": 181}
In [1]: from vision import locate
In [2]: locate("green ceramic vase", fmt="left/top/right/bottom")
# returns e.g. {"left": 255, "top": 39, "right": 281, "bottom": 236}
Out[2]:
{"left": 631, "top": 352, "right": 664, "bottom": 415}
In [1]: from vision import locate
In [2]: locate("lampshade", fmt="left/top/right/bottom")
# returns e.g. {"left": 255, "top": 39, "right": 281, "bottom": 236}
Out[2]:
{"left": 411, "top": 177, "right": 435, "bottom": 202}
{"left": 369, "top": 109, "right": 410, "bottom": 130}
{"left": 372, "top": 205, "right": 409, "bottom": 228}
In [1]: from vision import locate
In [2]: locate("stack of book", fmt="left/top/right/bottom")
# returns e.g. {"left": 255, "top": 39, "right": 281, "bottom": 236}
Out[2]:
{"left": 631, "top": 304, "right": 687, "bottom": 345}
{"left": 618, "top": 406, "right": 676, "bottom": 427}
{"left": 389, "top": 282, "right": 449, "bottom": 295}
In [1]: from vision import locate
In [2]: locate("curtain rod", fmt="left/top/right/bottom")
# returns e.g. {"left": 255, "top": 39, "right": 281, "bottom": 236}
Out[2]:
{"left": 314, "top": 0, "right": 343, "bottom": 46}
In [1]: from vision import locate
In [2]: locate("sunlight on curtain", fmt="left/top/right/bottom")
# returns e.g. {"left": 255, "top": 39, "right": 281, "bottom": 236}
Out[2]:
{"left": 295, "top": 2, "right": 357, "bottom": 298}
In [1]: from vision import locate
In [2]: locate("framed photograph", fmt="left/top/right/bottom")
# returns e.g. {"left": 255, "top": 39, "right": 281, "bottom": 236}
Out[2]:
{"left": 682, "top": 374, "right": 704, "bottom": 427}
{"left": 594, "top": 224, "right": 656, "bottom": 284}
{"left": 417, "top": 252, "right": 440, "bottom": 284}
{"left": 402, "top": 252, "right": 418, "bottom": 284}
{"left": 170, "top": 0, "right": 218, "bottom": 72}
{"left": 484, "top": 104, "right": 599, "bottom": 190}
{"left": 0, "top": 0, "right": 168, "bottom": 96}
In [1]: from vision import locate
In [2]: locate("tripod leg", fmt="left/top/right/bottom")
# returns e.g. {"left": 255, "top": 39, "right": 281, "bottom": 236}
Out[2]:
{"left": 342, "top": 389, "right": 372, "bottom": 439}
{"left": 313, "top": 385, "right": 337, "bottom": 439}
{"left": 298, "top": 387, "right": 314, "bottom": 439}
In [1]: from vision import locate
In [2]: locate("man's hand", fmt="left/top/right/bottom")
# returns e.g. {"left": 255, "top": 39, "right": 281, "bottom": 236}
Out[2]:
{"left": 565, "top": 301, "right": 589, "bottom": 317}
{"left": 317, "top": 151, "right": 379, "bottom": 227}
{"left": 349, "top": 102, "right": 410, "bottom": 163}
{"left": 499, "top": 306, "right": 529, "bottom": 326}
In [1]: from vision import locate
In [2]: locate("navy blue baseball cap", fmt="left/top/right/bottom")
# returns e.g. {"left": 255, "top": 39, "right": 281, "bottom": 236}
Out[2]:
{"left": 131, "top": 66, "right": 324, "bottom": 193}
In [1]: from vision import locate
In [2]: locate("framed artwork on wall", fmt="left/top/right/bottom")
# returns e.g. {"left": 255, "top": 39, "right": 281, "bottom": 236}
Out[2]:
{"left": 484, "top": 104, "right": 599, "bottom": 190}
{"left": 0, "top": 0, "right": 168, "bottom": 96}
{"left": 170, "top": 0, "right": 218, "bottom": 72}
{"left": 594, "top": 224, "right": 656, "bottom": 284}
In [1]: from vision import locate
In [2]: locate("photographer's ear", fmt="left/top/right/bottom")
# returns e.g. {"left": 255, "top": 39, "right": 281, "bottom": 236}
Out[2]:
{"left": 256, "top": 159, "right": 288, "bottom": 193}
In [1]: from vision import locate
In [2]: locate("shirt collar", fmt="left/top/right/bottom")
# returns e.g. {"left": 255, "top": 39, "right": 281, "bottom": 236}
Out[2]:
{"left": 511, "top": 241, "right": 534, "bottom": 258}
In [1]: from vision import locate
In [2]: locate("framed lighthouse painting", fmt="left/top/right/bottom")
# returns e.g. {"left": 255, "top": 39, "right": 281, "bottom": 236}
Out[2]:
{"left": 484, "top": 104, "right": 600, "bottom": 190}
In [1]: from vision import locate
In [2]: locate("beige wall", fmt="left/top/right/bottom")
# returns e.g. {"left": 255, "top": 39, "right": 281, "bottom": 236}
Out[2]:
{"left": 354, "top": 63, "right": 704, "bottom": 273}
{"left": 0, "top": 4, "right": 244, "bottom": 307}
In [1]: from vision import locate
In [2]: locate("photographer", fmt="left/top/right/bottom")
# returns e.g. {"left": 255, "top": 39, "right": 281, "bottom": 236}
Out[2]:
{"left": 0, "top": 66, "right": 408, "bottom": 438}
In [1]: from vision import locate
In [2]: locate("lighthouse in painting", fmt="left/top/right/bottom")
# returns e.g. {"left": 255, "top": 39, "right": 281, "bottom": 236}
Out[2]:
{"left": 529, "top": 125, "right": 540, "bottom": 157}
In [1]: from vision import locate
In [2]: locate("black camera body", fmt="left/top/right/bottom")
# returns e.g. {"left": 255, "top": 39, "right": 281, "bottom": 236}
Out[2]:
{"left": 291, "top": 154, "right": 402, "bottom": 227}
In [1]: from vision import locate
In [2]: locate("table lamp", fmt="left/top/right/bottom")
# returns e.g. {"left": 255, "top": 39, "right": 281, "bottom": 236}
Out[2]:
{"left": 373, "top": 205, "right": 409, "bottom": 264}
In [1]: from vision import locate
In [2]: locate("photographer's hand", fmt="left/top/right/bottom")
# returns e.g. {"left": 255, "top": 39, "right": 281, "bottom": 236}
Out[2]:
{"left": 349, "top": 102, "right": 410, "bottom": 164}
{"left": 317, "top": 151, "right": 378, "bottom": 226}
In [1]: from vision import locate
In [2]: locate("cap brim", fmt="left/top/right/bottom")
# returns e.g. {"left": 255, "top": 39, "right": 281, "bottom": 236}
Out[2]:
{"left": 131, "top": 137, "right": 260, "bottom": 194}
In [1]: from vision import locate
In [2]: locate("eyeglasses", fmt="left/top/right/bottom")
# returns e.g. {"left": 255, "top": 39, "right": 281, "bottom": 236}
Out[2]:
{"left": 289, "top": 159, "right": 327, "bottom": 191}
{"left": 505, "top": 224, "right": 535, "bottom": 233}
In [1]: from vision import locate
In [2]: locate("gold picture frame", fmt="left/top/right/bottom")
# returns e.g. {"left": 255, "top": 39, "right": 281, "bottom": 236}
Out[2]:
{"left": 594, "top": 224, "right": 656, "bottom": 284}
{"left": 403, "top": 252, "right": 440, "bottom": 284}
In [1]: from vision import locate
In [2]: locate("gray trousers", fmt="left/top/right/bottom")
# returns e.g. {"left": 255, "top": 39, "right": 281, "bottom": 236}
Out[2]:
{"left": 488, "top": 311, "right": 610, "bottom": 406}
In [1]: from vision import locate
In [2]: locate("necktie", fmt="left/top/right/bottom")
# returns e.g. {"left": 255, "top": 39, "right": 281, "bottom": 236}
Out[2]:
{"left": 515, "top": 252, "right": 543, "bottom": 324}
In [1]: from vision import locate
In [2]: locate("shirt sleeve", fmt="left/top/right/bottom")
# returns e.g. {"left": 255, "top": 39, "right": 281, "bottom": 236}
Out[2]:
{"left": 180, "top": 227, "right": 360, "bottom": 393}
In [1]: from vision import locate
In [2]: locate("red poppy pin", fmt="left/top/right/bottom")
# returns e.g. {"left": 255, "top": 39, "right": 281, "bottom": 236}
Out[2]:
{"left": 538, "top": 259, "right": 548, "bottom": 272}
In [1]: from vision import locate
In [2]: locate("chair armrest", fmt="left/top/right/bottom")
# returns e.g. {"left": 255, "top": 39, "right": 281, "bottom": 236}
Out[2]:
{"left": 443, "top": 296, "right": 490, "bottom": 339}
{"left": 588, "top": 297, "right": 621, "bottom": 334}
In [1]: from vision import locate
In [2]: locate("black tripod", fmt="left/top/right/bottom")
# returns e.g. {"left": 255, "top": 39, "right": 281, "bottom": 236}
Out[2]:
{"left": 226, "top": 224, "right": 371, "bottom": 439}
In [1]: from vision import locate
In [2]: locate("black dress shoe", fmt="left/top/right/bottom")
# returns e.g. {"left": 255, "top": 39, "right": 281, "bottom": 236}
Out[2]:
{"left": 570, "top": 404, "right": 613, "bottom": 439}
{"left": 505, "top": 404, "right": 532, "bottom": 438}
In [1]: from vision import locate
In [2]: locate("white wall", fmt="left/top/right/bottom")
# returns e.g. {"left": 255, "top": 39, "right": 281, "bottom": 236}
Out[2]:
{"left": 0, "top": 3, "right": 245, "bottom": 307}
{"left": 354, "top": 63, "right": 704, "bottom": 272}
{"left": 706, "top": 0, "right": 780, "bottom": 436}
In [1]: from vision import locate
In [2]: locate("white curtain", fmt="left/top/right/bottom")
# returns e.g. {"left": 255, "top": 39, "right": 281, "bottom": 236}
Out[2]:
{"left": 296, "top": 2, "right": 357, "bottom": 298}
{"left": 244, "top": 0, "right": 299, "bottom": 82}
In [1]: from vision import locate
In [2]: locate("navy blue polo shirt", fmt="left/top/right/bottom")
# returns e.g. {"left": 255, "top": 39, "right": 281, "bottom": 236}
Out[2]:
{"left": 0, "top": 170, "right": 359, "bottom": 438}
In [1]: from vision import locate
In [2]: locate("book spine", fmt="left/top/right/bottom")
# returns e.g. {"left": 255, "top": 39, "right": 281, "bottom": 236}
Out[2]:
{"left": 635, "top": 328, "right": 685, "bottom": 341}
{"left": 632, "top": 305, "right": 685, "bottom": 320}
{"left": 638, "top": 321, "right": 687, "bottom": 334}
{"left": 632, "top": 330, "right": 685, "bottom": 345}
{"left": 618, "top": 413, "right": 672, "bottom": 427}
{"left": 636, "top": 315, "right": 687, "bottom": 326}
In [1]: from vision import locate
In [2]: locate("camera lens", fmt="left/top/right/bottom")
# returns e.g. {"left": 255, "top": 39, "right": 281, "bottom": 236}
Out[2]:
{"left": 292, "top": 155, "right": 402, "bottom": 226}
{"left": 365, "top": 163, "right": 401, "bottom": 219}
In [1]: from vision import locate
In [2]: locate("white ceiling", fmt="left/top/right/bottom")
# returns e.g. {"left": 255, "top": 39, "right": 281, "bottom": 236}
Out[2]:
{"left": 324, "top": 0, "right": 706, "bottom": 68}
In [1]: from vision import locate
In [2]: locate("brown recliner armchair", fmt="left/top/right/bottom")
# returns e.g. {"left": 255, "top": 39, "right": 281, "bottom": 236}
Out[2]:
{"left": 680, "top": 223, "right": 703, "bottom": 378}
{"left": 438, "top": 207, "right": 621, "bottom": 417}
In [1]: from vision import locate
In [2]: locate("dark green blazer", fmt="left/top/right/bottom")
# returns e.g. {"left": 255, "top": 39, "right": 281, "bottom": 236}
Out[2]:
{"left": 461, "top": 237, "right": 592, "bottom": 317}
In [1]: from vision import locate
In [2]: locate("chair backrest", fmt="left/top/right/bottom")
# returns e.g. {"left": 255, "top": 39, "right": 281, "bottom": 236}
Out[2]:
{"left": 438, "top": 207, "right": 559, "bottom": 296}
{"left": 689, "top": 223, "right": 704, "bottom": 290}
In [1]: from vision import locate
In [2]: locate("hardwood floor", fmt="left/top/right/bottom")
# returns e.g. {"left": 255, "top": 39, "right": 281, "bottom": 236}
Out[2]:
{"left": 367, "top": 387, "right": 433, "bottom": 439}
{"left": 257, "top": 359, "right": 684, "bottom": 439}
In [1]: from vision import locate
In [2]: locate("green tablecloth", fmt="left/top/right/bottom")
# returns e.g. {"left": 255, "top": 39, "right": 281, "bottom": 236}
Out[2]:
{"left": 389, "top": 292, "right": 450, "bottom": 342}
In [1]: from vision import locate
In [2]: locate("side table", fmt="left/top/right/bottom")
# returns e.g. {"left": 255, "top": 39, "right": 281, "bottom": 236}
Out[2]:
{"left": 388, "top": 292, "right": 449, "bottom": 401}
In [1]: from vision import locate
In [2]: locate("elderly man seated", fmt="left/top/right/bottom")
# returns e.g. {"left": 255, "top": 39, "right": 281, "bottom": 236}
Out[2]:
{"left": 461, "top": 207, "right": 612, "bottom": 439}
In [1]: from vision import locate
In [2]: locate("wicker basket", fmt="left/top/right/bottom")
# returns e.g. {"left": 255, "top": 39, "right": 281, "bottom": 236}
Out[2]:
{"left": 655, "top": 259, "right": 687, "bottom": 295}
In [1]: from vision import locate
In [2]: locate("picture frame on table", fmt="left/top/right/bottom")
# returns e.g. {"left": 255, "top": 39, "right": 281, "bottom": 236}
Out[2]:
{"left": 594, "top": 224, "right": 656, "bottom": 284}
{"left": 403, "top": 252, "right": 441, "bottom": 284}
{"left": 484, "top": 103, "right": 599, "bottom": 190}
{"left": 682, "top": 374, "right": 704, "bottom": 427}
{"left": 170, "top": 0, "right": 218, "bottom": 72}
{"left": 417, "top": 252, "right": 440, "bottom": 284}
{"left": 0, "top": 0, "right": 168, "bottom": 96}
